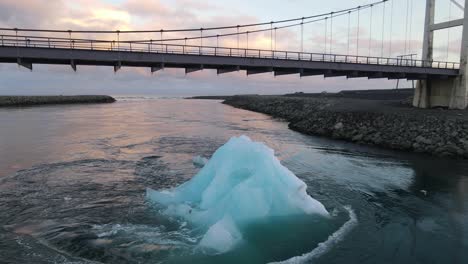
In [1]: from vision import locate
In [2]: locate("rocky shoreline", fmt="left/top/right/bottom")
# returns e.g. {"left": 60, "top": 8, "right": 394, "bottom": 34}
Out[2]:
{"left": 223, "top": 95, "right": 468, "bottom": 158}
{"left": 0, "top": 95, "right": 116, "bottom": 107}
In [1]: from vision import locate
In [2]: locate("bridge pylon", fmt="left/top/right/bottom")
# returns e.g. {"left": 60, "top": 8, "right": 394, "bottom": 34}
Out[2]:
{"left": 414, "top": 0, "right": 468, "bottom": 109}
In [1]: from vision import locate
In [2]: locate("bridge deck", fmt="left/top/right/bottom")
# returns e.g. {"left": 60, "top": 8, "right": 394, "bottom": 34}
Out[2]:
{"left": 0, "top": 45, "right": 459, "bottom": 80}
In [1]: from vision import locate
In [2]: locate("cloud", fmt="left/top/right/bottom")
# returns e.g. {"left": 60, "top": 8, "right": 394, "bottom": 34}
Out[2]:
{"left": 123, "top": 0, "right": 170, "bottom": 18}
{"left": 0, "top": 0, "right": 65, "bottom": 28}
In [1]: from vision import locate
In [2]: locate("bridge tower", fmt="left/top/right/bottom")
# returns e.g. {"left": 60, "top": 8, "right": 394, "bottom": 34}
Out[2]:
{"left": 414, "top": 0, "right": 468, "bottom": 109}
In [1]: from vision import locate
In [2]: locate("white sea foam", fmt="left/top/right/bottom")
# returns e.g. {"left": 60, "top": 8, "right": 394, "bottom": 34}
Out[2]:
{"left": 269, "top": 206, "right": 358, "bottom": 264}
{"left": 91, "top": 223, "right": 197, "bottom": 245}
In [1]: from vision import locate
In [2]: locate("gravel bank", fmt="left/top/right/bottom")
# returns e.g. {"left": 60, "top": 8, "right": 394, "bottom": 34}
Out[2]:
{"left": 224, "top": 95, "right": 468, "bottom": 158}
{"left": 0, "top": 95, "right": 116, "bottom": 107}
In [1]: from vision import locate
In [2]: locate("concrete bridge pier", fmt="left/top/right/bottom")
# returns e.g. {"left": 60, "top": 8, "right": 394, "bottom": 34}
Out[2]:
{"left": 449, "top": 67, "right": 468, "bottom": 109}
{"left": 414, "top": 0, "right": 468, "bottom": 109}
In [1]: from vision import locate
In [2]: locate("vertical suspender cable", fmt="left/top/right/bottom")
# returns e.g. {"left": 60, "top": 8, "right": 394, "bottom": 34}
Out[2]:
{"left": 404, "top": 0, "right": 409, "bottom": 55}
{"left": 247, "top": 31, "right": 249, "bottom": 50}
{"left": 447, "top": 1, "right": 452, "bottom": 60}
{"left": 274, "top": 27, "right": 277, "bottom": 51}
{"left": 200, "top": 28, "right": 203, "bottom": 47}
{"left": 357, "top": 7, "right": 360, "bottom": 56}
{"left": 216, "top": 35, "right": 219, "bottom": 48}
{"left": 301, "top": 18, "right": 304, "bottom": 52}
{"left": 200, "top": 28, "right": 203, "bottom": 55}
{"left": 117, "top": 30, "right": 121, "bottom": 65}
{"left": 409, "top": 0, "right": 413, "bottom": 54}
{"left": 330, "top": 12, "right": 334, "bottom": 54}
{"left": 369, "top": 5, "right": 373, "bottom": 57}
{"left": 68, "top": 30, "right": 72, "bottom": 49}
{"left": 15, "top": 28, "right": 19, "bottom": 66}
{"left": 15, "top": 28, "right": 19, "bottom": 46}
{"left": 381, "top": 1, "right": 386, "bottom": 57}
{"left": 237, "top": 25, "right": 240, "bottom": 50}
{"left": 325, "top": 17, "right": 328, "bottom": 54}
{"left": 389, "top": 0, "right": 394, "bottom": 57}
{"left": 160, "top": 30, "right": 163, "bottom": 51}
{"left": 347, "top": 11, "right": 351, "bottom": 55}
{"left": 270, "top": 22, "right": 273, "bottom": 51}
{"left": 117, "top": 31, "right": 120, "bottom": 50}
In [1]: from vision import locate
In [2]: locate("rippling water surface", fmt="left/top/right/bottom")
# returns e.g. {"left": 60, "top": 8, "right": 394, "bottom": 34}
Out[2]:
{"left": 1, "top": 98, "right": 468, "bottom": 264}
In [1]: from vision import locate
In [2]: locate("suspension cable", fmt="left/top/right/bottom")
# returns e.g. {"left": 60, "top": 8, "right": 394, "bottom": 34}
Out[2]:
{"left": 381, "top": 1, "right": 386, "bottom": 57}
{"left": 347, "top": 11, "right": 351, "bottom": 55}
{"left": 270, "top": 22, "right": 273, "bottom": 51}
{"left": 369, "top": 5, "right": 373, "bottom": 57}
{"left": 274, "top": 27, "right": 277, "bottom": 51}
{"left": 6, "top": 3, "right": 386, "bottom": 47}
{"left": 330, "top": 12, "right": 334, "bottom": 54}
{"left": 160, "top": 30, "right": 163, "bottom": 49}
{"left": 237, "top": 26, "right": 240, "bottom": 50}
{"left": 4, "top": 2, "right": 392, "bottom": 53}
{"left": 68, "top": 30, "right": 72, "bottom": 49}
{"left": 409, "top": 0, "right": 413, "bottom": 54}
{"left": 301, "top": 18, "right": 304, "bottom": 52}
{"left": 404, "top": 0, "right": 410, "bottom": 55}
{"left": 325, "top": 17, "right": 328, "bottom": 54}
{"left": 357, "top": 7, "right": 361, "bottom": 56}
{"left": 5, "top": 11, "right": 354, "bottom": 45}
{"left": 389, "top": 0, "right": 394, "bottom": 56}
{"left": 447, "top": 0, "right": 452, "bottom": 60}
{"left": 117, "top": 31, "right": 120, "bottom": 50}
{"left": 0, "top": 1, "right": 387, "bottom": 34}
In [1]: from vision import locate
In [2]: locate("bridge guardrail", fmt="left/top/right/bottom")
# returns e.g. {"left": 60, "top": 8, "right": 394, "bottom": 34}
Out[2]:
{"left": 0, "top": 34, "right": 460, "bottom": 70}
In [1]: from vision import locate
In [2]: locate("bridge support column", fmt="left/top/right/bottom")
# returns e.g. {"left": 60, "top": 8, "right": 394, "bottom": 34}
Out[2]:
{"left": 414, "top": 0, "right": 468, "bottom": 109}
{"left": 114, "top": 61, "right": 122, "bottom": 73}
{"left": 414, "top": 78, "right": 457, "bottom": 108}
{"left": 151, "top": 63, "right": 164, "bottom": 73}
{"left": 450, "top": 69, "right": 468, "bottom": 109}
{"left": 17, "top": 58, "right": 32, "bottom": 71}
{"left": 449, "top": 0, "right": 468, "bottom": 109}
{"left": 217, "top": 66, "right": 240, "bottom": 75}
{"left": 70, "top": 60, "right": 77, "bottom": 72}
{"left": 185, "top": 65, "right": 204, "bottom": 74}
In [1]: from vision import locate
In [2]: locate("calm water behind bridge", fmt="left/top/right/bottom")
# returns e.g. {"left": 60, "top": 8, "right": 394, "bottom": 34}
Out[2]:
{"left": 0, "top": 98, "right": 467, "bottom": 264}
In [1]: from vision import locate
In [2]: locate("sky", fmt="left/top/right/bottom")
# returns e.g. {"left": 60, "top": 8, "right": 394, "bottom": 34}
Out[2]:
{"left": 0, "top": 0, "right": 464, "bottom": 96}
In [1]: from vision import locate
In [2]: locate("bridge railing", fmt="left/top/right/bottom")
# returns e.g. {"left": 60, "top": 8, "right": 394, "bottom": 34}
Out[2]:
{"left": 0, "top": 34, "right": 460, "bottom": 70}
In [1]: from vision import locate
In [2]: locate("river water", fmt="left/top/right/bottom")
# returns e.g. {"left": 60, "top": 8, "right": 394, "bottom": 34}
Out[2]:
{"left": 0, "top": 98, "right": 467, "bottom": 264}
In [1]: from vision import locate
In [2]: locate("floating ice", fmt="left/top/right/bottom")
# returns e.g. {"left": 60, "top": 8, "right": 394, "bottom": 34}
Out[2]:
{"left": 192, "top": 155, "right": 209, "bottom": 168}
{"left": 146, "top": 135, "right": 329, "bottom": 254}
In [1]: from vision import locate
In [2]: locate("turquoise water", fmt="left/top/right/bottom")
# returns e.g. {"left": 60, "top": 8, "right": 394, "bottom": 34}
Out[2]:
{"left": 0, "top": 98, "right": 467, "bottom": 263}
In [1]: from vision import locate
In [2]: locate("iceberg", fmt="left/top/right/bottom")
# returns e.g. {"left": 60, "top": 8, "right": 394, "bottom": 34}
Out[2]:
{"left": 146, "top": 135, "right": 329, "bottom": 254}
{"left": 192, "top": 155, "right": 209, "bottom": 168}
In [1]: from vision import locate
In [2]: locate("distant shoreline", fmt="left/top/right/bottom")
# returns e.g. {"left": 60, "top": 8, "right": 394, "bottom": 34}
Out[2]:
{"left": 0, "top": 95, "right": 116, "bottom": 107}
{"left": 223, "top": 95, "right": 468, "bottom": 158}
{"left": 186, "top": 89, "right": 414, "bottom": 101}
{"left": 186, "top": 95, "right": 233, "bottom": 100}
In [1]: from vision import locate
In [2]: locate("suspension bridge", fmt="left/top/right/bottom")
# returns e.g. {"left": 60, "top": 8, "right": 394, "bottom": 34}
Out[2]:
{"left": 0, "top": 0, "right": 467, "bottom": 108}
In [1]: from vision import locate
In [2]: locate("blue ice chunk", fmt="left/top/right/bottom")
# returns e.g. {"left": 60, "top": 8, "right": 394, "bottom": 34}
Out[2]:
{"left": 147, "top": 135, "right": 329, "bottom": 253}
{"left": 192, "top": 155, "right": 208, "bottom": 168}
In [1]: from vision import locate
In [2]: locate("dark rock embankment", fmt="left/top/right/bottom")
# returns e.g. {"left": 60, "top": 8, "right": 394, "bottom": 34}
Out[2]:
{"left": 0, "top": 95, "right": 116, "bottom": 107}
{"left": 223, "top": 95, "right": 468, "bottom": 158}
{"left": 186, "top": 95, "right": 233, "bottom": 100}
